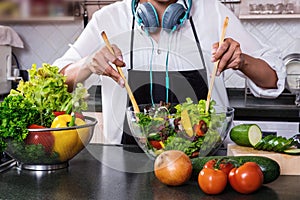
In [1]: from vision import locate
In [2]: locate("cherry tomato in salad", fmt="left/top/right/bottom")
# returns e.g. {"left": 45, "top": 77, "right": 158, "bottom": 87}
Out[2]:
{"left": 203, "top": 159, "right": 234, "bottom": 175}
{"left": 193, "top": 120, "right": 208, "bottom": 136}
{"left": 228, "top": 162, "right": 263, "bottom": 194}
{"left": 198, "top": 168, "right": 227, "bottom": 195}
{"left": 149, "top": 140, "right": 163, "bottom": 150}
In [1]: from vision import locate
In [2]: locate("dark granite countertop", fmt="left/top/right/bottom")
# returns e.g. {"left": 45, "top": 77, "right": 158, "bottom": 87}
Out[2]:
{"left": 1, "top": 144, "right": 300, "bottom": 200}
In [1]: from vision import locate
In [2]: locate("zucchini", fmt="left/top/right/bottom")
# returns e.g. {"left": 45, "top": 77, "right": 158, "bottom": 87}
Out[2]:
{"left": 191, "top": 156, "right": 280, "bottom": 184}
{"left": 230, "top": 124, "right": 262, "bottom": 147}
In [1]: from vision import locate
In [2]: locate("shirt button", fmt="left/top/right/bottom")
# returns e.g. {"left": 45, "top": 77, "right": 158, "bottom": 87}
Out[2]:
{"left": 157, "top": 49, "right": 161, "bottom": 54}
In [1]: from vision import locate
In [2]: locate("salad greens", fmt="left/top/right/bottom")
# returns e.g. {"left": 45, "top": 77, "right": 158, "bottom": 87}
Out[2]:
{"left": 135, "top": 98, "right": 226, "bottom": 157}
{"left": 0, "top": 95, "right": 41, "bottom": 152}
{"left": 0, "top": 63, "right": 89, "bottom": 152}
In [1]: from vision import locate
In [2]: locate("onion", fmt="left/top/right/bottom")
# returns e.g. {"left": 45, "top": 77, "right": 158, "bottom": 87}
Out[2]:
{"left": 154, "top": 150, "right": 192, "bottom": 186}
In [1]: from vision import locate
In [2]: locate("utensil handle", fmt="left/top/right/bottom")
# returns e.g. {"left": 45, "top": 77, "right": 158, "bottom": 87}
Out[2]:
{"left": 205, "top": 17, "right": 229, "bottom": 113}
{"left": 101, "top": 31, "right": 140, "bottom": 114}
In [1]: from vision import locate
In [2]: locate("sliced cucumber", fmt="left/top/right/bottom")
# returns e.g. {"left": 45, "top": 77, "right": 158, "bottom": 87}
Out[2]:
{"left": 148, "top": 133, "right": 161, "bottom": 140}
{"left": 254, "top": 139, "right": 265, "bottom": 149}
{"left": 254, "top": 135, "right": 297, "bottom": 153}
{"left": 230, "top": 124, "right": 262, "bottom": 147}
{"left": 266, "top": 137, "right": 278, "bottom": 151}
{"left": 283, "top": 148, "right": 300, "bottom": 155}
{"left": 277, "top": 139, "right": 295, "bottom": 152}
{"left": 261, "top": 135, "right": 276, "bottom": 150}
{"left": 273, "top": 137, "right": 286, "bottom": 152}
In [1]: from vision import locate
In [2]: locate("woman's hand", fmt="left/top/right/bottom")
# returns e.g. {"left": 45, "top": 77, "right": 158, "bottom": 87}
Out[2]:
{"left": 211, "top": 38, "right": 244, "bottom": 76}
{"left": 87, "top": 44, "right": 126, "bottom": 87}
{"left": 211, "top": 37, "right": 278, "bottom": 89}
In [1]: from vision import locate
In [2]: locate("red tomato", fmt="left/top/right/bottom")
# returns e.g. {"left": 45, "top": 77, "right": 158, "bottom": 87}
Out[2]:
{"left": 203, "top": 159, "right": 234, "bottom": 175}
{"left": 193, "top": 120, "right": 208, "bottom": 136}
{"left": 74, "top": 112, "right": 85, "bottom": 120}
{"left": 26, "top": 124, "right": 54, "bottom": 153}
{"left": 198, "top": 168, "right": 227, "bottom": 195}
{"left": 228, "top": 162, "right": 263, "bottom": 194}
{"left": 149, "top": 140, "right": 162, "bottom": 150}
{"left": 53, "top": 111, "right": 66, "bottom": 117}
{"left": 28, "top": 124, "right": 46, "bottom": 129}
{"left": 53, "top": 111, "right": 85, "bottom": 120}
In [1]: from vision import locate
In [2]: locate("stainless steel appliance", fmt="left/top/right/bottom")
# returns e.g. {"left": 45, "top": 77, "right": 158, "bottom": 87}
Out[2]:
{"left": 0, "top": 26, "right": 23, "bottom": 95}
{"left": 284, "top": 53, "right": 300, "bottom": 106}
{"left": 0, "top": 45, "right": 22, "bottom": 95}
{"left": 0, "top": 45, "right": 12, "bottom": 95}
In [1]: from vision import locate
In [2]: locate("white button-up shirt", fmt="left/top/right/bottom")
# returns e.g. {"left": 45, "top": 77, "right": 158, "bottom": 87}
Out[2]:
{"left": 53, "top": 0, "right": 285, "bottom": 144}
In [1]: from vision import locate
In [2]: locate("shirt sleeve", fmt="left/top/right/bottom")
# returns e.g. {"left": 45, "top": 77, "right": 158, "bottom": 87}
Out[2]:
{"left": 212, "top": 0, "right": 286, "bottom": 98}
{"left": 52, "top": 10, "right": 103, "bottom": 89}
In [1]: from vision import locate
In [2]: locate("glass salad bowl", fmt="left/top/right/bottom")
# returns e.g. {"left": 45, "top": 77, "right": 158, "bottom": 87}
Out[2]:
{"left": 126, "top": 100, "right": 234, "bottom": 160}
{"left": 4, "top": 116, "right": 97, "bottom": 170}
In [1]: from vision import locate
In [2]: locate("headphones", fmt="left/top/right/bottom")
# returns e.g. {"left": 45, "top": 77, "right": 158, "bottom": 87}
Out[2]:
{"left": 131, "top": 0, "right": 192, "bottom": 33}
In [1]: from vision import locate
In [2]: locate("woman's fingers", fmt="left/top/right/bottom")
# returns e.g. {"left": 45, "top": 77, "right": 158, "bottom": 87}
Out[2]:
{"left": 211, "top": 38, "right": 243, "bottom": 75}
{"left": 87, "top": 44, "right": 126, "bottom": 87}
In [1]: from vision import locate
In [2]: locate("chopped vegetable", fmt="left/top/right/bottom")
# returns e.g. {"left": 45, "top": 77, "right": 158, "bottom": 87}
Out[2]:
{"left": 254, "top": 135, "right": 296, "bottom": 153}
{"left": 135, "top": 98, "right": 224, "bottom": 157}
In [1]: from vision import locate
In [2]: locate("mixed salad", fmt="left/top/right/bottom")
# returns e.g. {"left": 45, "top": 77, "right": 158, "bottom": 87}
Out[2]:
{"left": 0, "top": 63, "right": 89, "bottom": 162}
{"left": 134, "top": 98, "right": 227, "bottom": 158}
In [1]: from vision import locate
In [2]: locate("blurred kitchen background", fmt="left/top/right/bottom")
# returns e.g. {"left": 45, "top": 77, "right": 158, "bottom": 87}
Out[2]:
{"left": 1, "top": 0, "right": 300, "bottom": 143}
{"left": 1, "top": 0, "right": 299, "bottom": 89}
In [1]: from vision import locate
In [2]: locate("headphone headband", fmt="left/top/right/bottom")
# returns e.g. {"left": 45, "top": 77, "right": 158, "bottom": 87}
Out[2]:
{"left": 131, "top": 0, "right": 192, "bottom": 18}
{"left": 132, "top": 0, "right": 192, "bottom": 32}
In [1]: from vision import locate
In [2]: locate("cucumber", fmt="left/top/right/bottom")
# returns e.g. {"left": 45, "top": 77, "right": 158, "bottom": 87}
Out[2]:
{"left": 266, "top": 137, "right": 277, "bottom": 151}
{"left": 277, "top": 139, "right": 294, "bottom": 152}
{"left": 254, "top": 135, "right": 297, "bottom": 153}
{"left": 283, "top": 148, "right": 300, "bottom": 155}
{"left": 148, "top": 133, "right": 160, "bottom": 140}
{"left": 254, "top": 138, "right": 266, "bottom": 149}
{"left": 259, "top": 135, "right": 275, "bottom": 150}
{"left": 272, "top": 137, "right": 286, "bottom": 152}
{"left": 191, "top": 156, "right": 280, "bottom": 184}
{"left": 230, "top": 124, "right": 262, "bottom": 147}
{"left": 263, "top": 135, "right": 277, "bottom": 150}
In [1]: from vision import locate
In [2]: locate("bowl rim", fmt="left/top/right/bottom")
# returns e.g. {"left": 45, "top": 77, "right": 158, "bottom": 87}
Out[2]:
{"left": 27, "top": 116, "right": 98, "bottom": 132}
{"left": 127, "top": 104, "right": 235, "bottom": 115}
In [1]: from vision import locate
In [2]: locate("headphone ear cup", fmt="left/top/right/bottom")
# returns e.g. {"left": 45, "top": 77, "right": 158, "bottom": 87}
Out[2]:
{"left": 162, "top": 3, "right": 186, "bottom": 31}
{"left": 136, "top": 2, "right": 159, "bottom": 33}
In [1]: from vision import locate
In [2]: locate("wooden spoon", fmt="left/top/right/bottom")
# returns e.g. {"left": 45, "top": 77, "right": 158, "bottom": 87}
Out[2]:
{"left": 101, "top": 31, "right": 140, "bottom": 114}
{"left": 205, "top": 17, "right": 229, "bottom": 114}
